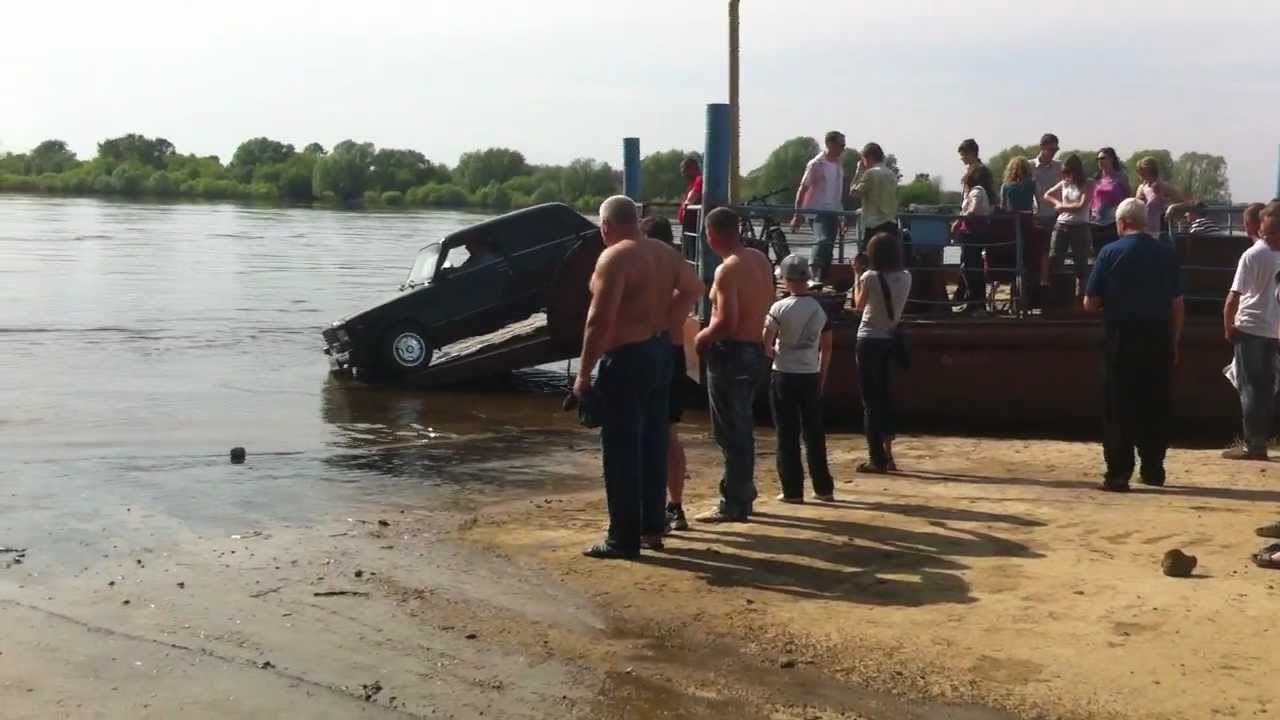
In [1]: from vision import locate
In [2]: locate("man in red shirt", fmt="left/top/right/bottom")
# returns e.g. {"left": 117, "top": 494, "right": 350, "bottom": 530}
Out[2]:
{"left": 677, "top": 157, "right": 703, "bottom": 259}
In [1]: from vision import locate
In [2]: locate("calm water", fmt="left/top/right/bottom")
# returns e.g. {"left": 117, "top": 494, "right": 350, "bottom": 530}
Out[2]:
{"left": 0, "top": 195, "right": 589, "bottom": 565}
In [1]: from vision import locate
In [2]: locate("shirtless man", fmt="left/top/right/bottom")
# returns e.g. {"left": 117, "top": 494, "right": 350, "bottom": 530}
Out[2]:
{"left": 693, "top": 207, "right": 777, "bottom": 522}
{"left": 575, "top": 196, "right": 703, "bottom": 559}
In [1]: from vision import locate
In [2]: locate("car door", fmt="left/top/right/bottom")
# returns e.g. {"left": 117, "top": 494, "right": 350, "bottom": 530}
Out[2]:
{"left": 428, "top": 244, "right": 515, "bottom": 343}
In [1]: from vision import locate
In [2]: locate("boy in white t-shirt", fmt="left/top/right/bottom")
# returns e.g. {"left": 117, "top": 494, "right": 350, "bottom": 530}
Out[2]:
{"left": 762, "top": 255, "right": 835, "bottom": 502}
{"left": 1224, "top": 201, "right": 1280, "bottom": 460}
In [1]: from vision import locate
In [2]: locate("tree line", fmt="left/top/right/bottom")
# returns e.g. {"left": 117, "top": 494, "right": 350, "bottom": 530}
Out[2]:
{"left": 0, "top": 133, "right": 1232, "bottom": 211}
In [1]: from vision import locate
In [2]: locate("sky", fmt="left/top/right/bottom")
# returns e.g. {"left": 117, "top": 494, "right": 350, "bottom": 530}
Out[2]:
{"left": 2, "top": 0, "right": 1278, "bottom": 198}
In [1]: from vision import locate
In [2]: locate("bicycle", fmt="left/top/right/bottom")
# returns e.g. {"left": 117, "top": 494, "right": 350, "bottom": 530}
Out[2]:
{"left": 737, "top": 186, "right": 793, "bottom": 267}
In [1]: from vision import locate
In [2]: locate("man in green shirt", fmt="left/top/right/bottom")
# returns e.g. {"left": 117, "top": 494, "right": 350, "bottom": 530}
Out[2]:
{"left": 849, "top": 142, "right": 898, "bottom": 251}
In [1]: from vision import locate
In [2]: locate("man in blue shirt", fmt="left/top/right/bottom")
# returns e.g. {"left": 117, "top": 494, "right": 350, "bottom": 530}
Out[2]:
{"left": 1084, "top": 198, "right": 1185, "bottom": 491}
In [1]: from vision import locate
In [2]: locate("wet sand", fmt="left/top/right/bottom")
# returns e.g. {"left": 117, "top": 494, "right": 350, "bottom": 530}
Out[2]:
{"left": 7, "top": 423, "right": 1279, "bottom": 719}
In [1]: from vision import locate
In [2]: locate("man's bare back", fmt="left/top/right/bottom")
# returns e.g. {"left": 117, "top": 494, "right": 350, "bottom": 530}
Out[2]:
{"left": 591, "top": 238, "right": 693, "bottom": 348}
{"left": 703, "top": 246, "right": 775, "bottom": 346}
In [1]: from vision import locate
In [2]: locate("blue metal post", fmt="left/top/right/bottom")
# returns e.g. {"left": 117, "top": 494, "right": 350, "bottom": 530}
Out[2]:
{"left": 622, "top": 138, "right": 641, "bottom": 201}
{"left": 699, "top": 103, "right": 731, "bottom": 322}
{"left": 1275, "top": 144, "right": 1280, "bottom": 200}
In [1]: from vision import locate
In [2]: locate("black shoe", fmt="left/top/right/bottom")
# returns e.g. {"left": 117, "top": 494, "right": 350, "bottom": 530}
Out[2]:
{"left": 582, "top": 543, "right": 638, "bottom": 560}
{"left": 666, "top": 504, "right": 688, "bottom": 531}
{"left": 1139, "top": 472, "right": 1166, "bottom": 487}
{"left": 1097, "top": 479, "right": 1131, "bottom": 493}
{"left": 640, "top": 534, "right": 664, "bottom": 551}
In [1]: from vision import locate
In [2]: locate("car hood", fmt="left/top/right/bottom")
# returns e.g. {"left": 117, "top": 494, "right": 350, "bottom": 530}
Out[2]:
{"left": 330, "top": 284, "right": 434, "bottom": 329}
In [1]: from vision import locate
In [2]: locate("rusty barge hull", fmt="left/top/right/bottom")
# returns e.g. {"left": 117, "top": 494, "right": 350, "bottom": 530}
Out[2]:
{"left": 817, "top": 315, "right": 1236, "bottom": 437}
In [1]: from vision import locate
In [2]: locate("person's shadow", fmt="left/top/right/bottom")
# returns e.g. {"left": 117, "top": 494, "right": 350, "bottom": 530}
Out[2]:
{"left": 644, "top": 505, "right": 1045, "bottom": 608}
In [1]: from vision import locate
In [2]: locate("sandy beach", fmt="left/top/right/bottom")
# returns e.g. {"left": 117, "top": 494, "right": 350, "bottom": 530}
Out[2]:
{"left": 5, "top": 417, "right": 1279, "bottom": 719}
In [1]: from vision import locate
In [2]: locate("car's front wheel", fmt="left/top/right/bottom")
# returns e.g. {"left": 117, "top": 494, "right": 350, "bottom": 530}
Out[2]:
{"left": 380, "top": 322, "right": 433, "bottom": 376}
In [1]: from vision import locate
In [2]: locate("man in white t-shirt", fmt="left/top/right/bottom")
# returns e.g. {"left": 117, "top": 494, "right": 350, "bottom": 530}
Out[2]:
{"left": 1223, "top": 200, "right": 1280, "bottom": 460}
{"left": 789, "top": 131, "right": 846, "bottom": 283}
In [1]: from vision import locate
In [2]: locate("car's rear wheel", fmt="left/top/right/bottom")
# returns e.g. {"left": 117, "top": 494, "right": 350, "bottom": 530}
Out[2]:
{"left": 381, "top": 322, "right": 433, "bottom": 376}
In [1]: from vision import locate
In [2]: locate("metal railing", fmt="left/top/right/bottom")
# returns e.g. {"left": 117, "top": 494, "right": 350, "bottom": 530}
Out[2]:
{"left": 643, "top": 201, "right": 1248, "bottom": 317}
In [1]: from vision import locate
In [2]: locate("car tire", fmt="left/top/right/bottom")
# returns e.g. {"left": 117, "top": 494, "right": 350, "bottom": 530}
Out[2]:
{"left": 381, "top": 322, "right": 433, "bottom": 376}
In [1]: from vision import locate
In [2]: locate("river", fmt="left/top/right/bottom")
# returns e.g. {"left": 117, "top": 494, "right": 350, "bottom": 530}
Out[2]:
{"left": 0, "top": 194, "right": 588, "bottom": 569}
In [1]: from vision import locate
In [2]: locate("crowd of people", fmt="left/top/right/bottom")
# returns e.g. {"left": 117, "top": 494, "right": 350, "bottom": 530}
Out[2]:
{"left": 573, "top": 136, "right": 1280, "bottom": 570}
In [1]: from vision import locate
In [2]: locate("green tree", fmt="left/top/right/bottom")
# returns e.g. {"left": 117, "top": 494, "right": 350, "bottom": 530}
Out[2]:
{"left": 884, "top": 154, "right": 902, "bottom": 181}
{"left": 1125, "top": 149, "right": 1175, "bottom": 188}
{"left": 303, "top": 142, "right": 327, "bottom": 156}
{"left": 1173, "top": 152, "right": 1230, "bottom": 202}
{"left": 312, "top": 140, "right": 375, "bottom": 203}
{"left": 0, "top": 153, "right": 28, "bottom": 175}
{"left": 560, "top": 158, "right": 616, "bottom": 200}
{"left": 276, "top": 154, "right": 317, "bottom": 202}
{"left": 111, "top": 164, "right": 147, "bottom": 196}
{"left": 455, "top": 148, "right": 527, "bottom": 191}
{"left": 370, "top": 148, "right": 447, "bottom": 192}
{"left": 640, "top": 149, "right": 701, "bottom": 202}
{"left": 97, "top": 134, "right": 175, "bottom": 169}
{"left": 146, "top": 170, "right": 176, "bottom": 196}
{"left": 27, "top": 140, "right": 79, "bottom": 175}
{"left": 898, "top": 175, "right": 942, "bottom": 208}
{"left": 743, "top": 136, "right": 820, "bottom": 201}
{"left": 229, "top": 137, "right": 296, "bottom": 183}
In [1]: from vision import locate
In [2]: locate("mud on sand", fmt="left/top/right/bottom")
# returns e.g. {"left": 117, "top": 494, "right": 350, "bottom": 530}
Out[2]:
{"left": 4, "top": 430, "right": 1279, "bottom": 719}
{"left": 462, "top": 430, "right": 1280, "bottom": 720}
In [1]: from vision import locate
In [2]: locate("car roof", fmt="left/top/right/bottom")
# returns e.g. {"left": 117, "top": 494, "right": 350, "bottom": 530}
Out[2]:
{"left": 441, "top": 203, "right": 597, "bottom": 252}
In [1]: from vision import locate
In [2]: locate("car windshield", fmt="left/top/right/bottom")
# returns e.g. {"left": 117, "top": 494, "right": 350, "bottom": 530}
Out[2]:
{"left": 406, "top": 243, "right": 442, "bottom": 286}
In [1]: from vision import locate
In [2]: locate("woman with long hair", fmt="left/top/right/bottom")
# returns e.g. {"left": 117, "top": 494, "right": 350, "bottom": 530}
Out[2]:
{"left": 1091, "top": 147, "right": 1129, "bottom": 252}
{"left": 1000, "top": 156, "right": 1037, "bottom": 212}
{"left": 1134, "top": 157, "right": 1183, "bottom": 239}
{"left": 1042, "top": 154, "right": 1092, "bottom": 295}
{"left": 854, "top": 232, "right": 912, "bottom": 473}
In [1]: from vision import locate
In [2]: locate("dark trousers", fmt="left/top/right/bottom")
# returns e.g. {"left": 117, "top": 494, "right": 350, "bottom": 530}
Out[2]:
{"left": 861, "top": 222, "right": 898, "bottom": 253}
{"left": 958, "top": 231, "right": 986, "bottom": 311}
{"left": 810, "top": 215, "right": 838, "bottom": 282}
{"left": 707, "top": 341, "right": 765, "bottom": 518}
{"left": 1103, "top": 323, "right": 1173, "bottom": 483}
{"left": 856, "top": 338, "right": 897, "bottom": 467}
{"left": 769, "top": 371, "right": 834, "bottom": 498}
{"left": 1234, "top": 332, "right": 1278, "bottom": 455}
{"left": 597, "top": 335, "right": 672, "bottom": 552}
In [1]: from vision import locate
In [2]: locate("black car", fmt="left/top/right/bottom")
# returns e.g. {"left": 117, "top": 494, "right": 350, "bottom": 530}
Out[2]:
{"left": 323, "top": 203, "right": 601, "bottom": 379}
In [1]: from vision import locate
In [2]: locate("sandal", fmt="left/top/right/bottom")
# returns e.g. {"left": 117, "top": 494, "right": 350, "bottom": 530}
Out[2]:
{"left": 1255, "top": 522, "right": 1280, "bottom": 539}
{"left": 1251, "top": 543, "right": 1280, "bottom": 569}
{"left": 856, "top": 462, "right": 888, "bottom": 474}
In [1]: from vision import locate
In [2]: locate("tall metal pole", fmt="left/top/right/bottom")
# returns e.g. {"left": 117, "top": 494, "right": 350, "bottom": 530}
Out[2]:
{"left": 700, "top": 103, "right": 732, "bottom": 322}
{"left": 622, "top": 137, "right": 641, "bottom": 201}
{"left": 728, "top": 0, "right": 740, "bottom": 204}
{"left": 1275, "top": 144, "right": 1279, "bottom": 200}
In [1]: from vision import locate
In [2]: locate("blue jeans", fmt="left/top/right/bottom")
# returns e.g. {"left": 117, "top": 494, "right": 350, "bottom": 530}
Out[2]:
{"left": 809, "top": 214, "right": 838, "bottom": 282}
{"left": 1234, "top": 331, "right": 1278, "bottom": 455}
{"left": 596, "top": 335, "right": 672, "bottom": 552}
{"left": 856, "top": 338, "right": 897, "bottom": 467}
{"left": 706, "top": 341, "right": 765, "bottom": 518}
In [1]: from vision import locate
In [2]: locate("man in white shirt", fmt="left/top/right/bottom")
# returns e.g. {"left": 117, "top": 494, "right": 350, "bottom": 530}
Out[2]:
{"left": 1030, "top": 133, "right": 1063, "bottom": 225}
{"left": 789, "top": 131, "right": 846, "bottom": 283}
{"left": 1223, "top": 200, "right": 1280, "bottom": 460}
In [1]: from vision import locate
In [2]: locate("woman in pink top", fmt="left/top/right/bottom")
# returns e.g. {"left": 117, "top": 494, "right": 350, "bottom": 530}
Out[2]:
{"left": 1090, "top": 147, "right": 1130, "bottom": 253}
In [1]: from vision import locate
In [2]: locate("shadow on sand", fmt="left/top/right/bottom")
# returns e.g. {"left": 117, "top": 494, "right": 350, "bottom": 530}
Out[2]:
{"left": 642, "top": 502, "right": 1045, "bottom": 608}
{"left": 894, "top": 468, "right": 1280, "bottom": 504}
